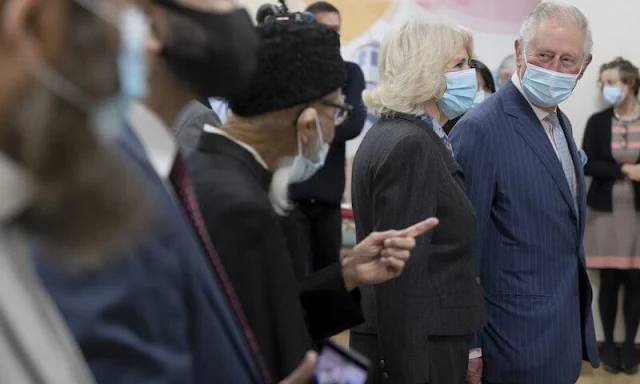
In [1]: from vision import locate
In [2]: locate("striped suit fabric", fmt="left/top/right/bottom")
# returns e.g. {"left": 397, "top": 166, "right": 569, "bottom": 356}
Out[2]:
{"left": 449, "top": 80, "right": 599, "bottom": 384}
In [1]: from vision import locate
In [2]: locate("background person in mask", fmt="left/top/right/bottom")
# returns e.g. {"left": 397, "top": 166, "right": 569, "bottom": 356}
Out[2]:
{"left": 34, "top": 1, "right": 310, "bottom": 383}
{"left": 186, "top": 19, "right": 438, "bottom": 381}
{"left": 282, "top": 1, "right": 366, "bottom": 280}
{"left": 0, "top": 0, "right": 152, "bottom": 382}
{"left": 450, "top": 3, "right": 599, "bottom": 383}
{"left": 496, "top": 53, "right": 516, "bottom": 89}
{"left": 350, "top": 17, "right": 486, "bottom": 384}
{"left": 582, "top": 57, "right": 640, "bottom": 374}
{"left": 472, "top": 59, "right": 496, "bottom": 107}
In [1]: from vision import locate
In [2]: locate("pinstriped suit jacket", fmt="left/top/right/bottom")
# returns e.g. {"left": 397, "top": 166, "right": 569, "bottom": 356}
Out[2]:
{"left": 351, "top": 114, "right": 487, "bottom": 383}
{"left": 449, "top": 81, "right": 599, "bottom": 384}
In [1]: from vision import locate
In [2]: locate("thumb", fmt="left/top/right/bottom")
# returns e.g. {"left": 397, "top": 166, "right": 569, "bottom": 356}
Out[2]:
{"left": 280, "top": 351, "right": 318, "bottom": 384}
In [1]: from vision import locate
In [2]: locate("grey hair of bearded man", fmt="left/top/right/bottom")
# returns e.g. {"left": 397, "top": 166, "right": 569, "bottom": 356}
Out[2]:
{"left": 519, "top": 2, "right": 593, "bottom": 61}
{"left": 5, "top": 2, "right": 151, "bottom": 269}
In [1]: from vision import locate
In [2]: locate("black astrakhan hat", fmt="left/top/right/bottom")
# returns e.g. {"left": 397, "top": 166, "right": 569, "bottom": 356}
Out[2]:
{"left": 228, "top": 19, "right": 346, "bottom": 117}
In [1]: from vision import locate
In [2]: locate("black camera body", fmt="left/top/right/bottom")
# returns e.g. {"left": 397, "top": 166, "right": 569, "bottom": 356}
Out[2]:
{"left": 257, "top": 1, "right": 316, "bottom": 24}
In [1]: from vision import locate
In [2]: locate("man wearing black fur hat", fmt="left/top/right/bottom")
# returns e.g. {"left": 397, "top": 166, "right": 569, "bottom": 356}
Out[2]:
{"left": 186, "top": 19, "right": 438, "bottom": 381}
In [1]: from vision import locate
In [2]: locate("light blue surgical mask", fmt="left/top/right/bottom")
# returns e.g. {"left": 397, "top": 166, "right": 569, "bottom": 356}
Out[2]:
{"left": 472, "top": 90, "right": 488, "bottom": 108}
{"left": 289, "top": 114, "right": 330, "bottom": 184}
{"left": 438, "top": 68, "right": 478, "bottom": 120}
{"left": 602, "top": 86, "right": 625, "bottom": 106}
{"left": 520, "top": 49, "right": 581, "bottom": 108}
{"left": 118, "top": 6, "right": 150, "bottom": 101}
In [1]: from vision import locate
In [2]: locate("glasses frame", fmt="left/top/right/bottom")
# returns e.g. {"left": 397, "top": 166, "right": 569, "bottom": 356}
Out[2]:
{"left": 320, "top": 99, "right": 353, "bottom": 126}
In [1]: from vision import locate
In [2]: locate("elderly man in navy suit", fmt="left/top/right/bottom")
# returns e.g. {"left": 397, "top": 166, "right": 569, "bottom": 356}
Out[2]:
{"left": 450, "top": 3, "right": 599, "bottom": 384}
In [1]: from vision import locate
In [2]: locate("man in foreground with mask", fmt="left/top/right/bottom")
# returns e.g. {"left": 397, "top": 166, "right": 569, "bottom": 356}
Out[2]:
{"left": 33, "top": 0, "right": 322, "bottom": 383}
{"left": 0, "top": 0, "right": 155, "bottom": 381}
{"left": 186, "top": 18, "right": 438, "bottom": 381}
{"left": 449, "top": 2, "right": 599, "bottom": 383}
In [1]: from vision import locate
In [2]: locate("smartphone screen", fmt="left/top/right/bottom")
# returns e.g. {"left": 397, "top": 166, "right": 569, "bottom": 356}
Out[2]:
{"left": 312, "top": 341, "right": 370, "bottom": 384}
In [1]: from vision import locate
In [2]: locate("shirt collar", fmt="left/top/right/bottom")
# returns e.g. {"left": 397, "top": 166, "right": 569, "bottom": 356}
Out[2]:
{"left": 127, "top": 102, "right": 178, "bottom": 179}
{"left": 0, "top": 154, "right": 33, "bottom": 224}
{"left": 510, "top": 72, "right": 556, "bottom": 121}
{"left": 202, "top": 124, "right": 270, "bottom": 170}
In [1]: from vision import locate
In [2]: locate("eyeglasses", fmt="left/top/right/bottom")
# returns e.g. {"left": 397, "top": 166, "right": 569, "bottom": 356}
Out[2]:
{"left": 321, "top": 98, "right": 353, "bottom": 126}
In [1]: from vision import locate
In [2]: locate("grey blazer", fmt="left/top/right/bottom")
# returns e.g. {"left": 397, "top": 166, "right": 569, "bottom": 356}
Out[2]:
{"left": 173, "top": 100, "right": 223, "bottom": 157}
{"left": 350, "top": 114, "right": 487, "bottom": 383}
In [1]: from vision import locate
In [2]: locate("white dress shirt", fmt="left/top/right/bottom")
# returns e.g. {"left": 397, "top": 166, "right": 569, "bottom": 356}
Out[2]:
{"left": 127, "top": 102, "right": 179, "bottom": 181}
{"left": 208, "top": 98, "right": 230, "bottom": 126}
{"left": 0, "top": 154, "right": 95, "bottom": 384}
{"left": 510, "top": 72, "right": 559, "bottom": 156}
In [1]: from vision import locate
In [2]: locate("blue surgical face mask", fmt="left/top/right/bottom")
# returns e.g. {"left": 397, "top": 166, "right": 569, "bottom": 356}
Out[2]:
{"left": 438, "top": 68, "right": 478, "bottom": 120}
{"left": 472, "top": 90, "right": 488, "bottom": 108}
{"left": 289, "top": 114, "right": 330, "bottom": 184}
{"left": 118, "top": 6, "right": 150, "bottom": 101}
{"left": 602, "top": 86, "right": 625, "bottom": 106}
{"left": 520, "top": 48, "right": 581, "bottom": 108}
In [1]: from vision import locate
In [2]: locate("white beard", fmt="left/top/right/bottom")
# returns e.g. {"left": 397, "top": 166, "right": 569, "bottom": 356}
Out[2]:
{"left": 268, "top": 158, "right": 294, "bottom": 216}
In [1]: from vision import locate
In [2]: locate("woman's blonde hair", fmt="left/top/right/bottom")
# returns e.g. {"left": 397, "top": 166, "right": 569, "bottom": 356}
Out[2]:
{"left": 363, "top": 17, "right": 474, "bottom": 117}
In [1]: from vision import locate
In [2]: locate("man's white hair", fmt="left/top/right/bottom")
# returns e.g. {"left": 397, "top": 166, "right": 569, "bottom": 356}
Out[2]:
{"left": 269, "top": 159, "right": 294, "bottom": 216}
{"left": 520, "top": 2, "right": 593, "bottom": 59}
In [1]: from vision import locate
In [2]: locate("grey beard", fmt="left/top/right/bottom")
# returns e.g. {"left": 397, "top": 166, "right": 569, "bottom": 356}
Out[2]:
{"left": 268, "top": 157, "right": 294, "bottom": 216}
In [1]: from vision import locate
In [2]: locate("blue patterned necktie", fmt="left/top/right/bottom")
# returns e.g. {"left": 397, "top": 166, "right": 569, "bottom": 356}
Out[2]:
{"left": 545, "top": 112, "right": 578, "bottom": 213}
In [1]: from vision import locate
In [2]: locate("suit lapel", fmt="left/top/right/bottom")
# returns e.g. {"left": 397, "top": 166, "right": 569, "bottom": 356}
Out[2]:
{"left": 501, "top": 82, "right": 577, "bottom": 217}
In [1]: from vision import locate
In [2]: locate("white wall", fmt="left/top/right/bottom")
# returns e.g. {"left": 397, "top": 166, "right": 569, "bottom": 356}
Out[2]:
{"left": 552, "top": 0, "right": 640, "bottom": 144}
{"left": 546, "top": 0, "right": 640, "bottom": 343}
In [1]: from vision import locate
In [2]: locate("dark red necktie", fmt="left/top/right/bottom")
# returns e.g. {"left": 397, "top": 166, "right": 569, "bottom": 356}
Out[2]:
{"left": 170, "top": 154, "right": 271, "bottom": 383}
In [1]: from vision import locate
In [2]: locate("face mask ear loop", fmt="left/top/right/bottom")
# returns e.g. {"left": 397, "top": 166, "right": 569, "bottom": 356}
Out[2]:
{"left": 31, "top": 0, "right": 126, "bottom": 112}
{"left": 30, "top": 59, "right": 95, "bottom": 112}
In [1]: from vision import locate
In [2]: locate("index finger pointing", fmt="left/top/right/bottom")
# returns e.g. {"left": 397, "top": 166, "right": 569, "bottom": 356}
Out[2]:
{"left": 398, "top": 217, "right": 439, "bottom": 238}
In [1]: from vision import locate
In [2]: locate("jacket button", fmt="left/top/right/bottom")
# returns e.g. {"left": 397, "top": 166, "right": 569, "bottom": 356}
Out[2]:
{"left": 382, "top": 372, "right": 389, "bottom": 381}
{"left": 379, "top": 360, "right": 385, "bottom": 369}
{"left": 476, "top": 277, "right": 481, "bottom": 285}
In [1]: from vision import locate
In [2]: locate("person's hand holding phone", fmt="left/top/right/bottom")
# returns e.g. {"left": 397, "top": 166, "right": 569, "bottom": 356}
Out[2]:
{"left": 341, "top": 218, "right": 439, "bottom": 291}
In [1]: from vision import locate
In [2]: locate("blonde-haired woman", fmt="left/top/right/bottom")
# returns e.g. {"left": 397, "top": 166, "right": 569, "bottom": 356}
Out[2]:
{"left": 350, "top": 17, "right": 487, "bottom": 384}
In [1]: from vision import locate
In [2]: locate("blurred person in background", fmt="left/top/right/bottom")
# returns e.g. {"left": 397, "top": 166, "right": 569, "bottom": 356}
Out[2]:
{"left": 187, "top": 18, "right": 438, "bottom": 381}
{"left": 32, "top": 0, "right": 320, "bottom": 383}
{"left": 496, "top": 53, "right": 516, "bottom": 89}
{"left": 172, "top": 1, "right": 286, "bottom": 157}
{"left": 451, "top": 3, "right": 599, "bottom": 383}
{"left": 283, "top": 1, "right": 367, "bottom": 279}
{"left": 0, "top": 0, "right": 153, "bottom": 381}
{"left": 583, "top": 57, "right": 640, "bottom": 375}
{"left": 444, "top": 58, "right": 496, "bottom": 133}
{"left": 471, "top": 59, "right": 497, "bottom": 107}
{"left": 350, "top": 17, "right": 487, "bottom": 384}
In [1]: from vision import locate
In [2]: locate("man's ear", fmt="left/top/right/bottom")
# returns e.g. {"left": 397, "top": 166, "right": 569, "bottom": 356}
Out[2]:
{"left": 578, "top": 53, "right": 593, "bottom": 81}
{"left": 514, "top": 39, "right": 522, "bottom": 72}
{"left": 296, "top": 107, "right": 318, "bottom": 149}
{"left": 4, "top": 0, "right": 65, "bottom": 64}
